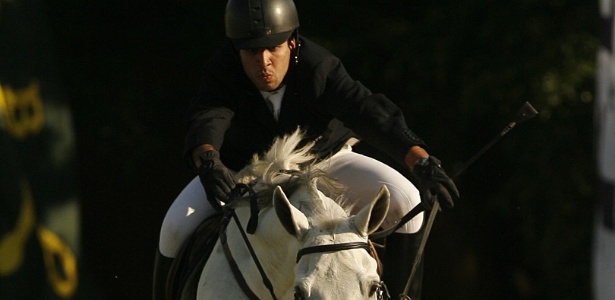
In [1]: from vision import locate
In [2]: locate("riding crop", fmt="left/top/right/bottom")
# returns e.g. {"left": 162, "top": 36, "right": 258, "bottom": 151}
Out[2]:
{"left": 370, "top": 101, "right": 539, "bottom": 299}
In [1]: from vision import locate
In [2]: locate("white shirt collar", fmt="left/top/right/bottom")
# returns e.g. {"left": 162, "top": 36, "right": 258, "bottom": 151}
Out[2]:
{"left": 260, "top": 85, "right": 286, "bottom": 121}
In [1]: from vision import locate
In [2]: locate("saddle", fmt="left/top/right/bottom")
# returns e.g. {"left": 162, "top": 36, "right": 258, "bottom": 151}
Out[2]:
{"left": 166, "top": 212, "right": 226, "bottom": 300}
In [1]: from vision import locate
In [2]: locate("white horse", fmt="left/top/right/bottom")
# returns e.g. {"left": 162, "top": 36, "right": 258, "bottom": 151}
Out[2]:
{"left": 195, "top": 130, "right": 391, "bottom": 299}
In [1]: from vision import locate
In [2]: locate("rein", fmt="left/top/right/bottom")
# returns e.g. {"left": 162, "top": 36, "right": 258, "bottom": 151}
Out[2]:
{"left": 220, "top": 208, "right": 278, "bottom": 300}
{"left": 223, "top": 217, "right": 380, "bottom": 300}
{"left": 219, "top": 178, "right": 385, "bottom": 300}
{"left": 296, "top": 241, "right": 390, "bottom": 300}
{"left": 220, "top": 183, "right": 278, "bottom": 300}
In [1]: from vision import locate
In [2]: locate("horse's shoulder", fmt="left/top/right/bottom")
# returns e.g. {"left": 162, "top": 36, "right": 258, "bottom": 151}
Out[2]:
{"left": 168, "top": 213, "right": 225, "bottom": 299}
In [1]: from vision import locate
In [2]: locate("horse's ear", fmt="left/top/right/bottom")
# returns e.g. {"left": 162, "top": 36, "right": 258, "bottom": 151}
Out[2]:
{"left": 273, "top": 186, "right": 309, "bottom": 237}
{"left": 352, "top": 185, "right": 390, "bottom": 236}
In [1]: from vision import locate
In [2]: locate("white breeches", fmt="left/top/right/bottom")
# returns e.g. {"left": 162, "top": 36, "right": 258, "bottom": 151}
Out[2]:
{"left": 158, "top": 146, "right": 424, "bottom": 258}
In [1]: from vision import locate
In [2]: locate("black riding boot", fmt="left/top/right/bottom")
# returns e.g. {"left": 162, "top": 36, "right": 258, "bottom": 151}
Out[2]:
{"left": 153, "top": 249, "right": 174, "bottom": 300}
{"left": 382, "top": 231, "right": 424, "bottom": 300}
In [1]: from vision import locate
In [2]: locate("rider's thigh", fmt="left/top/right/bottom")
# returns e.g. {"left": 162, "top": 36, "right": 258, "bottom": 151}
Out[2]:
{"left": 158, "top": 176, "right": 215, "bottom": 257}
{"left": 324, "top": 149, "right": 424, "bottom": 234}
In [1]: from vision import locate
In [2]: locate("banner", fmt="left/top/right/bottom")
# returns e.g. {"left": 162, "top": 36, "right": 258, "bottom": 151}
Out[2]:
{"left": 594, "top": 1, "right": 615, "bottom": 299}
{"left": 0, "top": 0, "right": 84, "bottom": 298}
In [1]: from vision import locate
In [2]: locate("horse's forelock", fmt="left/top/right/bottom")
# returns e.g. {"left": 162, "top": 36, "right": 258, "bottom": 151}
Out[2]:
{"left": 235, "top": 129, "right": 349, "bottom": 213}
{"left": 266, "top": 130, "right": 318, "bottom": 170}
{"left": 239, "top": 129, "right": 316, "bottom": 185}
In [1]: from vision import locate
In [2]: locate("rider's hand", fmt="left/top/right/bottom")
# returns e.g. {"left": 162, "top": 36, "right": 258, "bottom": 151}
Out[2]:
{"left": 197, "top": 150, "right": 236, "bottom": 203}
{"left": 412, "top": 156, "right": 459, "bottom": 209}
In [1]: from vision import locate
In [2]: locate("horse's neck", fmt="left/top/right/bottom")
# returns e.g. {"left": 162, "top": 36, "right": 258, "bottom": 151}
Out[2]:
{"left": 235, "top": 204, "right": 300, "bottom": 253}
{"left": 207, "top": 183, "right": 335, "bottom": 299}
{"left": 227, "top": 205, "right": 300, "bottom": 296}
{"left": 222, "top": 185, "right": 315, "bottom": 295}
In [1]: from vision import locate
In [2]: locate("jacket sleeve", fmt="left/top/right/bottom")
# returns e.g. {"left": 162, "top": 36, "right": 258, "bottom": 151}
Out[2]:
{"left": 315, "top": 56, "right": 427, "bottom": 166}
{"left": 183, "top": 72, "right": 235, "bottom": 159}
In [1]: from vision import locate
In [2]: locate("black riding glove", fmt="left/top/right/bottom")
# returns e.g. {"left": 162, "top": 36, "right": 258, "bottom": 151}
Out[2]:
{"left": 197, "top": 150, "right": 236, "bottom": 203}
{"left": 412, "top": 156, "right": 459, "bottom": 209}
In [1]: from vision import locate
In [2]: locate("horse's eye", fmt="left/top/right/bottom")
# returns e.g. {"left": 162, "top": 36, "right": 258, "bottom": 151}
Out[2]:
{"left": 294, "top": 286, "right": 305, "bottom": 300}
{"left": 371, "top": 281, "right": 389, "bottom": 299}
{"left": 369, "top": 283, "right": 379, "bottom": 296}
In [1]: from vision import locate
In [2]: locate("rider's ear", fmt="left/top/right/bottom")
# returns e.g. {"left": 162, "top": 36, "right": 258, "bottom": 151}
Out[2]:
{"left": 288, "top": 38, "right": 297, "bottom": 51}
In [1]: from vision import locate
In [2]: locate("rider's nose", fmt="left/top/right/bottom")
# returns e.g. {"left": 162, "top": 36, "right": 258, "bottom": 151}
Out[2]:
{"left": 257, "top": 50, "right": 272, "bottom": 67}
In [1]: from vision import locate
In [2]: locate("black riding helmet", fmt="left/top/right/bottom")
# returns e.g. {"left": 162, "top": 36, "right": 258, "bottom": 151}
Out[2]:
{"left": 225, "top": 0, "right": 300, "bottom": 49}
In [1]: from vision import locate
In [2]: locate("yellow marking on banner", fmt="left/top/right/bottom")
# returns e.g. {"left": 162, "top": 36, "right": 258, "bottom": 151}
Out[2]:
{"left": 37, "top": 226, "right": 78, "bottom": 298}
{"left": 0, "top": 180, "right": 35, "bottom": 276}
{"left": 0, "top": 81, "right": 45, "bottom": 138}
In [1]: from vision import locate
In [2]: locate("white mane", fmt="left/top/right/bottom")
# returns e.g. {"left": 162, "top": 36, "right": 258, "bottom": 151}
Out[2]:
{"left": 235, "top": 129, "right": 319, "bottom": 184}
{"left": 233, "top": 129, "right": 348, "bottom": 209}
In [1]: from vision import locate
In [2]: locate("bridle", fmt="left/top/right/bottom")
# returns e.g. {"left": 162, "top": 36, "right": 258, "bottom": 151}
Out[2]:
{"left": 218, "top": 182, "right": 390, "bottom": 300}
{"left": 296, "top": 242, "right": 371, "bottom": 263}
{"left": 294, "top": 242, "right": 390, "bottom": 300}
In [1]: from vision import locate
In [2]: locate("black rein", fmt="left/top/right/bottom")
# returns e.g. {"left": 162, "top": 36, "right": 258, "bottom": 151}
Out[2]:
{"left": 220, "top": 179, "right": 383, "bottom": 300}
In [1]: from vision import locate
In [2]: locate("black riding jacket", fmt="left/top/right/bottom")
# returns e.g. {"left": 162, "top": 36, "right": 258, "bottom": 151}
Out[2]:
{"left": 184, "top": 36, "right": 426, "bottom": 171}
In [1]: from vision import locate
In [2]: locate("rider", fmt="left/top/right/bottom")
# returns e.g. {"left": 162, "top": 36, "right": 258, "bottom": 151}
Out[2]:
{"left": 154, "top": 0, "right": 459, "bottom": 299}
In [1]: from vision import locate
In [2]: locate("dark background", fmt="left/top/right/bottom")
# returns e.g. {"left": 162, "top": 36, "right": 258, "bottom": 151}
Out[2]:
{"left": 18, "top": 0, "right": 598, "bottom": 299}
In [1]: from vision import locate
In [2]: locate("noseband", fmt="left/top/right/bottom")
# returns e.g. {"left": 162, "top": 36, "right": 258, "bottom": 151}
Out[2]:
{"left": 221, "top": 211, "right": 378, "bottom": 300}
{"left": 295, "top": 242, "right": 390, "bottom": 300}
{"left": 221, "top": 178, "right": 388, "bottom": 300}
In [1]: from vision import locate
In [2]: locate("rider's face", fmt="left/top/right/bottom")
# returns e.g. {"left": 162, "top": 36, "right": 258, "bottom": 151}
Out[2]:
{"left": 239, "top": 39, "right": 296, "bottom": 92}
